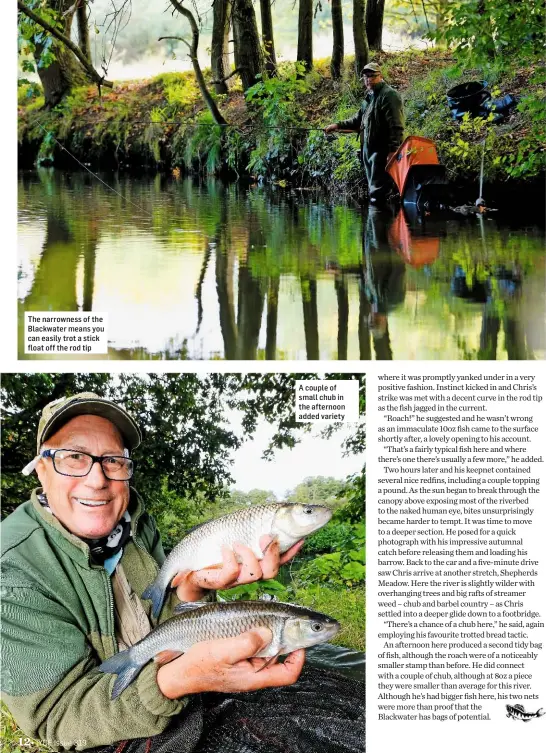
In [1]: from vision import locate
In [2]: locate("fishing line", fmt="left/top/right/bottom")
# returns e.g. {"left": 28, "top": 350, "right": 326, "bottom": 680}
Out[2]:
{"left": 23, "top": 110, "right": 331, "bottom": 215}
{"left": 34, "top": 120, "right": 148, "bottom": 213}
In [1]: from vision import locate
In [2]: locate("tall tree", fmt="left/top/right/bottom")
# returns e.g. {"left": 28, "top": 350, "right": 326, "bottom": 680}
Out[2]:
{"left": 162, "top": 0, "right": 227, "bottom": 125}
{"left": 76, "top": 1, "right": 91, "bottom": 63}
{"left": 211, "top": 0, "right": 231, "bottom": 95}
{"left": 232, "top": 0, "right": 264, "bottom": 91}
{"left": 297, "top": 0, "right": 313, "bottom": 72}
{"left": 259, "top": 0, "right": 277, "bottom": 75}
{"left": 353, "top": 0, "right": 369, "bottom": 77}
{"left": 365, "top": 0, "right": 385, "bottom": 51}
{"left": 330, "top": 0, "right": 344, "bottom": 79}
{"left": 18, "top": 0, "right": 112, "bottom": 106}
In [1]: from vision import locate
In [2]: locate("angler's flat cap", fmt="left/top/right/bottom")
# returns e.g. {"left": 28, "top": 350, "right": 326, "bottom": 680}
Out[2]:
{"left": 362, "top": 62, "right": 382, "bottom": 75}
{"left": 37, "top": 392, "right": 142, "bottom": 453}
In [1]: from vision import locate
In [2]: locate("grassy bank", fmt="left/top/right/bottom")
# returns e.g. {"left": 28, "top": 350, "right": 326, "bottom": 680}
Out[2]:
{"left": 18, "top": 50, "right": 545, "bottom": 195}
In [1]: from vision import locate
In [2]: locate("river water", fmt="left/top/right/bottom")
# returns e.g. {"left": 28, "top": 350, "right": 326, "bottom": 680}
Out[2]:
{"left": 18, "top": 170, "right": 545, "bottom": 360}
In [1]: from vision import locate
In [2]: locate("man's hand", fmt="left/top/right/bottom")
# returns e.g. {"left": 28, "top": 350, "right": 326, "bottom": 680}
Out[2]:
{"left": 156, "top": 627, "right": 305, "bottom": 698}
{"left": 324, "top": 124, "right": 338, "bottom": 134}
{"left": 174, "top": 535, "right": 305, "bottom": 602}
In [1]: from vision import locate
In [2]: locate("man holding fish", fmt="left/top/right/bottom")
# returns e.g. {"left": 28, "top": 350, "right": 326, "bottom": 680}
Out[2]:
{"left": 1, "top": 393, "right": 364, "bottom": 752}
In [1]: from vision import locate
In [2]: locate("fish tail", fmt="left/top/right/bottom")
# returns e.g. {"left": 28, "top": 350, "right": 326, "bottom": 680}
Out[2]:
{"left": 99, "top": 649, "right": 144, "bottom": 699}
{"left": 142, "top": 578, "right": 166, "bottom": 619}
{"left": 537, "top": 708, "right": 544, "bottom": 717}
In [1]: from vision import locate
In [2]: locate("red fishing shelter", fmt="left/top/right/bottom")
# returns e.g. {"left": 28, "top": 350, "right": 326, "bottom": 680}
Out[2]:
{"left": 387, "top": 136, "right": 447, "bottom": 207}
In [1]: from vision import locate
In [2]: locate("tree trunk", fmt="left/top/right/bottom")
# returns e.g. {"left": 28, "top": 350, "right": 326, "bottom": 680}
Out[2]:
{"left": 31, "top": 2, "right": 89, "bottom": 106}
{"left": 76, "top": 1, "right": 91, "bottom": 63}
{"left": 211, "top": 0, "right": 231, "bottom": 94}
{"left": 163, "top": 1, "right": 227, "bottom": 124}
{"left": 297, "top": 0, "right": 313, "bottom": 72}
{"left": 365, "top": 0, "right": 385, "bottom": 51}
{"left": 353, "top": 0, "right": 369, "bottom": 77}
{"left": 259, "top": 0, "right": 277, "bottom": 75}
{"left": 330, "top": 0, "right": 344, "bottom": 79}
{"left": 232, "top": 0, "right": 264, "bottom": 91}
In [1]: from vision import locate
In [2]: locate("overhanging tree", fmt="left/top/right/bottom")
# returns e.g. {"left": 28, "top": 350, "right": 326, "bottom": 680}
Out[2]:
{"left": 162, "top": 0, "right": 227, "bottom": 124}
{"left": 17, "top": 0, "right": 113, "bottom": 106}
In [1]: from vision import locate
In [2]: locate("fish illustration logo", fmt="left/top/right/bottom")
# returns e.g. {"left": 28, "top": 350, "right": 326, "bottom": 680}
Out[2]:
{"left": 506, "top": 704, "right": 545, "bottom": 722}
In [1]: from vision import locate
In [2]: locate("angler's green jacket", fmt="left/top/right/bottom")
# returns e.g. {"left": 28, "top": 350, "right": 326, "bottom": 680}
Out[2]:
{"left": 337, "top": 81, "right": 404, "bottom": 156}
{"left": 1, "top": 489, "right": 187, "bottom": 751}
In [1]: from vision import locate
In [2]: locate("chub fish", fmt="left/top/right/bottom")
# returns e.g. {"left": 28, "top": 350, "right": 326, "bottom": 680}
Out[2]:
{"left": 142, "top": 503, "right": 332, "bottom": 618}
{"left": 506, "top": 703, "right": 544, "bottom": 722}
{"left": 99, "top": 600, "right": 340, "bottom": 698}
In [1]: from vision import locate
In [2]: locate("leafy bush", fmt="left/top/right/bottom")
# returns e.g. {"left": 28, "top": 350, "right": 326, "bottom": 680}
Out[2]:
{"left": 297, "top": 522, "right": 365, "bottom": 587}
{"left": 245, "top": 63, "right": 312, "bottom": 181}
{"left": 433, "top": 0, "right": 544, "bottom": 70}
{"left": 304, "top": 522, "right": 356, "bottom": 554}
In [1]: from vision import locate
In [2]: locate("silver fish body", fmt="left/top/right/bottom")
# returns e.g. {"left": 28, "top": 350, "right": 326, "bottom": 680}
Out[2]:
{"left": 99, "top": 600, "right": 340, "bottom": 698}
{"left": 142, "top": 503, "right": 332, "bottom": 617}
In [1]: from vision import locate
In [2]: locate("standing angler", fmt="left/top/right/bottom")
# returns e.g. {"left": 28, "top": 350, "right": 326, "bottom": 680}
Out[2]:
{"left": 325, "top": 62, "right": 405, "bottom": 204}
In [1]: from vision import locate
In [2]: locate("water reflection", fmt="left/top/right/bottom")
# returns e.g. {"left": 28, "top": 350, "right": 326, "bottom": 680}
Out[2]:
{"left": 18, "top": 170, "right": 545, "bottom": 360}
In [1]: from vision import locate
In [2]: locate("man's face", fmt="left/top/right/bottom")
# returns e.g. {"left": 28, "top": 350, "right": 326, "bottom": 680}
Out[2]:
{"left": 36, "top": 415, "right": 130, "bottom": 539}
{"left": 364, "top": 72, "right": 382, "bottom": 91}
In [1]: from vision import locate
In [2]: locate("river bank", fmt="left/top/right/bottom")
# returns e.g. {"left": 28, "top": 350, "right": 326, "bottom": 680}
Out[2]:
{"left": 18, "top": 50, "right": 545, "bottom": 199}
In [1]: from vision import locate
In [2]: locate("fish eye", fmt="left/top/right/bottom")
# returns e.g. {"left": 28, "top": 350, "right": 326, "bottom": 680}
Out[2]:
{"left": 311, "top": 622, "right": 323, "bottom": 632}
{"left": 303, "top": 506, "right": 313, "bottom": 515}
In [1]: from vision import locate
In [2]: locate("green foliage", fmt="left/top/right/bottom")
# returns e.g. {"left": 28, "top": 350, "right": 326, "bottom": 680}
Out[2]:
{"left": 290, "top": 584, "right": 365, "bottom": 651}
{"left": 286, "top": 476, "right": 346, "bottom": 506}
{"left": 245, "top": 63, "right": 313, "bottom": 180}
{"left": 219, "top": 578, "right": 290, "bottom": 602}
{"left": 404, "top": 62, "right": 546, "bottom": 182}
{"left": 2, "top": 374, "right": 366, "bottom": 518}
{"left": 18, "top": 0, "right": 62, "bottom": 74}
{"left": 504, "top": 91, "right": 546, "bottom": 179}
{"left": 297, "top": 522, "right": 365, "bottom": 587}
{"left": 304, "top": 522, "right": 356, "bottom": 554}
{"left": 170, "top": 112, "right": 225, "bottom": 174}
{"left": 433, "top": 0, "right": 544, "bottom": 70}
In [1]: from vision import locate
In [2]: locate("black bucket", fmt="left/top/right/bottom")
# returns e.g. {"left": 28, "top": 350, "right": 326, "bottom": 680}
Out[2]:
{"left": 446, "top": 81, "right": 491, "bottom": 116}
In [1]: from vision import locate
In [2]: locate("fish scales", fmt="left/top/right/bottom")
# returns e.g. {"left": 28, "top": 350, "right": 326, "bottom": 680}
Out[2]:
{"left": 100, "top": 600, "right": 340, "bottom": 698}
{"left": 143, "top": 503, "right": 332, "bottom": 618}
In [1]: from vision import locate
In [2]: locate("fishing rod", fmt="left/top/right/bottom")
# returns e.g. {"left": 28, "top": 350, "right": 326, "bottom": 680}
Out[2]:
{"left": 23, "top": 111, "right": 335, "bottom": 218}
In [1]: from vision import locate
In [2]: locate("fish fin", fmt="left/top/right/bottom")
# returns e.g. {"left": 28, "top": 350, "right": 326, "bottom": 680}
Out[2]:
{"left": 183, "top": 521, "right": 209, "bottom": 536}
{"left": 99, "top": 649, "right": 142, "bottom": 700}
{"left": 141, "top": 580, "right": 165, "bottom": 620}
{"left": 261, "top": 535, "right": 279, "bottom": 555}
{"left": 514, "top": 704, "right": 525, "bottom": 711}
{"left": 173, "top": 601, "right": 209, "bottom": 615}
{"left": 522, "top": 718, "right": 532, "bottom": 723}
{"left": 255, "top": 653, "right": 281, "bottom": 672}
{"left": 154, "top": 650, "right": 183, "bottom": 665}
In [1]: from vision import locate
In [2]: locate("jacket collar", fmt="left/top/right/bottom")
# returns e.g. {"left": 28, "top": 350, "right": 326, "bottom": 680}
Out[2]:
{"left": 29, "top": 487, "right": 145, "bottom": 568}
